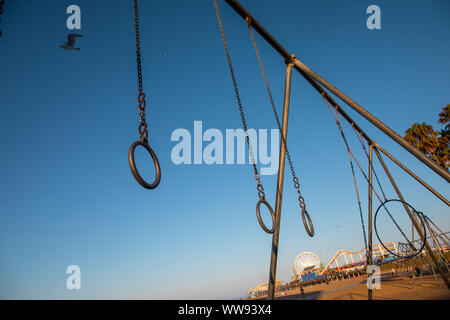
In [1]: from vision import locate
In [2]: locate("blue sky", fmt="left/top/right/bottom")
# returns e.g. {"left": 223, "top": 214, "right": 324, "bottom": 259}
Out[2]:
{"left": 0, "top": 0, "right": 449, "bottom": 299}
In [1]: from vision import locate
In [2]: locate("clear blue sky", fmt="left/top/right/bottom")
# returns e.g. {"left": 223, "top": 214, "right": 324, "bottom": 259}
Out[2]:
{"left": 0, "top": 0, "right": 449, "bottom": 299}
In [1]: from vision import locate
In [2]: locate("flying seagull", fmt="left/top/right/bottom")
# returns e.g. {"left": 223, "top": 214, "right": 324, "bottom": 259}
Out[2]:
{"left": 60, "top": 33, "right": 83, "bottom": 51}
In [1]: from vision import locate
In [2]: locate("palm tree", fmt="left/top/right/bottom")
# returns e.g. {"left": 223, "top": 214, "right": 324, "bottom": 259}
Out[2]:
{"left": 437, "top": 104, "right": 449, "bottom": 169}
{"left": 405, "top": 123, "right": 441, "bottom": 163}
{"left": 404, "top": 105, "right": 450, "bottom": 170}
{"left": 438, "top": 104, "right": 450, "bottom": 130}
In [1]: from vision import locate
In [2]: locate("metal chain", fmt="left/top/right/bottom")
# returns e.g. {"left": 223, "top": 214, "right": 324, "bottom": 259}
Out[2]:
{"left": 133, "top": 0, "right": 149, "bottom": 143}
{"left": 321, "top": 93, "right": 368, "bottom": 252}
{"left": 213, "top": 0, "right": 267, "bottom": 201}
{"left": 322, "top": 93, "right": 416, "bottom": 251}
{"left": 246, "top": 19, "right": 308, "bottom": 213}
{"left": 351, "top": 126, "right": 388, "bottom": 200}
{"left": 350, "top": 125, "right": 418, "bottom": 251}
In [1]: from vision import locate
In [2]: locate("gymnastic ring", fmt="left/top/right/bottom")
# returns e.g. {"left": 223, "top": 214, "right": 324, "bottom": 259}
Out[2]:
{"left": 256, "top": 199, "right": 276, "bottom": 234}
{"left": 128, "top": 140, "right": 161, "bottom": 189}
{"left": 374, "top": 199, "right": 426, "bottom": 259}
{"left": 301, "top": 209, "right": 315, "bottom": 237}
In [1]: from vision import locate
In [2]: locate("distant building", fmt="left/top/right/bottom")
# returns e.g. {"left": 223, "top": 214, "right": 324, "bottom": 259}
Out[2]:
{"left": 248, "top": 281, "right": 284, "bottom": 297}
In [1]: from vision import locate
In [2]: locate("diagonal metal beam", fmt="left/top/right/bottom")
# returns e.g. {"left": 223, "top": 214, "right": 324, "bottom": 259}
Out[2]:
{"left": 373, "top": 147, "right": 450, "bottom": 289}
{"left": 224, "top": 0, "right": 450, "bottom": 183}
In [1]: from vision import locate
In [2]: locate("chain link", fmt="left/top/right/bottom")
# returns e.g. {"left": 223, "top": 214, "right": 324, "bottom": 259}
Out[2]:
{"left": 321, "top": 92, "right": 369, "bottom": 252}
{"left": 246, "top": 19, "right": 307, "bottom": 211}
{"left": 213, "top": 0, "right": 266, "bottom": 201}
{"left": 350, "top": 127, "right": 417, "bottom": 250}
{"left": 351, "top": 125, "right": 388, "bottom": 201}
{"left": 322, "top": 92, "right": 419, "bottom": 252}
{"left": 133, "top": 0, "right": 149, "bottom": 142}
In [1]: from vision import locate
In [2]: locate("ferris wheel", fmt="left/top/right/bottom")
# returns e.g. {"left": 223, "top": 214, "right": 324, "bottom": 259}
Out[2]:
{"left": 294, "top": 252, "right": 321, "bottom": 275}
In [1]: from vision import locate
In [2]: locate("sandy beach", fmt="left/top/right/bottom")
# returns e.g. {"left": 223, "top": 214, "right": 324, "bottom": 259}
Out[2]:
{"left": 250, "top": 272, "right": 450, "bottom": 300}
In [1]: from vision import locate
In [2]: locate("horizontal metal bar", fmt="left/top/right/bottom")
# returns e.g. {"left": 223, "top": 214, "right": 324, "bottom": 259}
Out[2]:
{"left": 291, "top": 60, "right": 450, "bottom": 183}
{"left": 224, "top": 0, "right": 291, "bottom": 60}
{"left": 224, "top": 0, "right": 450, "bottom": 183}
{"left": 225, "top": 0, "right": 448, "bottom": 208}
{"left": 314, "top": 84, "right": 449, "bottom": 208}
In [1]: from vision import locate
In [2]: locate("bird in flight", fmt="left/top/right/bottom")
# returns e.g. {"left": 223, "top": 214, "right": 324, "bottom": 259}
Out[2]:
{"left": 60, "top": 33, "right": 83, "bottom": 51}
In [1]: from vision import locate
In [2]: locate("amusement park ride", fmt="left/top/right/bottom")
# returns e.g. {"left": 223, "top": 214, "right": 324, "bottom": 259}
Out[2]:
{"left": 249, "top": 231, "right": 449, "bottom": 298}
{"left": 319, "top": 242, "right": 398, "bottom": 275}
{"left": 292, "top": 243, "right": 399, "bottom": 282}
{"left": 126, "top": 0, "right": 449, "bottom": 300}
{"left": 292, "top": 229, "right": 449, "bottom": 281}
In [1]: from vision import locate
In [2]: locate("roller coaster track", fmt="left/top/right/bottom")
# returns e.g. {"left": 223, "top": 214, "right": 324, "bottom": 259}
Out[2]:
{"left": 320, "top": 242, "right": 397, "bottom": 275}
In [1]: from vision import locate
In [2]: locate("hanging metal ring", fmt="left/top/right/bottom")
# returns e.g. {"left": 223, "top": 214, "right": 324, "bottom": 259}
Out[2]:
{"left": 256, "top": 199, "right": 276, "bottom": 234}
{"left": 128, "top": 140, "right": 161, "bottom": 189}
{"left": 301, "top": 209, "right": 315, "bottom": 237}
{"left": 374, "top": 199, "right": 426, "bottom": 259}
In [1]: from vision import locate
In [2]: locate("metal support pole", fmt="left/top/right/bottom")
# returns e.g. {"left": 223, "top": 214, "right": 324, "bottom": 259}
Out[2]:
{"left": 368, "top": 144, "right": 374, "bottom": 300}
{"left": 223, "top": 0, "right": 450, "bottom": 183}
{"left": 427, "top": 220, "right": 450, "bottom": 244}
{"left": 424, "top": 218, "right": 450, "bottom": 273}
{"left": 373, "top": 147, "right": 450, "bottom": 289}
{"left": 225, "top": 1, "right": 448, "bottom": 208}
{"left": 375, "top": 144, "right": 449, "bottom": 207}
{"left": 434, "top": 231, "right": 450, "bottom": 250}
{"left": 293, "top": 58, "right": 450, "bottom": 182}
{"left": 221, "top": 0, "right": 450, "bottom": 295}
{"left": 267, "top": 61, "right": 294, "bottom": 300}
